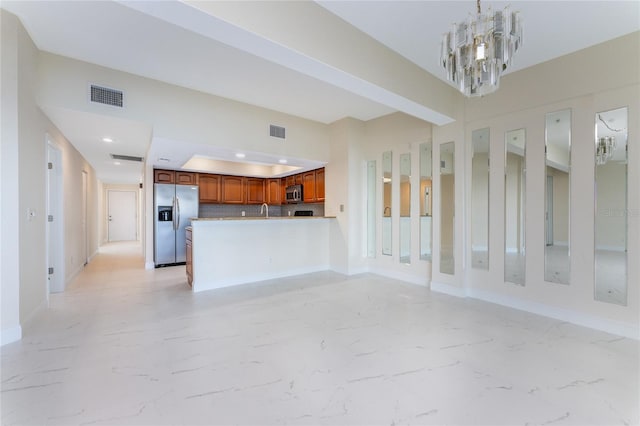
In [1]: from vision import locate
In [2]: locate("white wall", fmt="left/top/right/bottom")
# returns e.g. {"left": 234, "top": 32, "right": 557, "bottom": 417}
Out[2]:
{"left": 1, "top": 10, "right": 100, "bottom": 344}
{"left": 453, "top": 33, "right": 640, "bottom": 338}
{"left": 1, "top": 10, "right": 22, "bottom": 345}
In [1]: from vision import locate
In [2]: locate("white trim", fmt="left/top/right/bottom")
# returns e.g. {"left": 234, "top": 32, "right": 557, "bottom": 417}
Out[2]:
{"left": 595, "top": 245, "right": 626, "bottom": 252}
{"left": 370, "top": 266, "right": 429, "bottom": 287}
{"left": 145, "top": 261, "right": 156, "bottom": 270}
{"left": 430, "top": 280, "right": 637, "bottom": 339}
{"left": 1, "top": 325, "right": 22, "bottom": 346}
{"left": 468, "top": 288, "right": 639, "bottom": 340}
{"left": 430, "top": 280, "right": 466, "bottom": 297}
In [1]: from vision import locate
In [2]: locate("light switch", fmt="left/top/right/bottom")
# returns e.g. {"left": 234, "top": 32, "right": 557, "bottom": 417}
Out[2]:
{"left": 340, "top": 204, "right": 344, "bottom": 212}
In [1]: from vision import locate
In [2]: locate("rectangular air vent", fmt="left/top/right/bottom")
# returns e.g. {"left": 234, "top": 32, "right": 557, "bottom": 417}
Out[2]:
{"left": 90, "top": 84, "right": 123, "bottom": 107}
{"left": 111, "top": 154, "right": 143, "bottom": 162}
{"left": 270, "top": 124, "right": 286, "bottom": 139}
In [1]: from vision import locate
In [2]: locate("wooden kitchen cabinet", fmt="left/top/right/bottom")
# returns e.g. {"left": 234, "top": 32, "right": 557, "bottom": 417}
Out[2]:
{"left": 315, "top": 168, "right": 325, "bottom": 202}
{"left": 302, "top": 171, "right": 316, "bottom": 203}
{"left": 222, "top": 176, "right": 245, "bottom": 204}
{"left": 245, "top": 178, "right": 265, "bottom": 204}
{"left": 199, "top": 174, "right": 221, "bottom": 203}
{"left": 185, "top": 226, "right": 193, "bottom": 287}
{"left": 266, "top": 178, "right": 282, "bottom": 205}
{"left": 154, "top": 169, "right": 175, "bottom": 184}
{"left": 295, "top": 174, "right": 303, "bottom": 185}
{"left": 175, "top": 171, "right": 198, "bottom": 185}
{"left": 285, "top": 175, "right": 296, "bottom": 187}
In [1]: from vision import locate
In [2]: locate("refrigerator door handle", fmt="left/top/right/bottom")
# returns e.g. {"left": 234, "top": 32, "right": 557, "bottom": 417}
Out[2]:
{"left": 175, "top": 197, "right": 181, "bottom": 230}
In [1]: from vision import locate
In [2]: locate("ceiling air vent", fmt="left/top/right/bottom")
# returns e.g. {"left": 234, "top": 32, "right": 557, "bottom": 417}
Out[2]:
{"left": 270, "top": 124, "right": 286, "bottom": 139}
{"left": 111, "top": 154, "right": 144, "bottom": 162}
{"left": 90, "top": 84, "right": 123, "bottom": 107}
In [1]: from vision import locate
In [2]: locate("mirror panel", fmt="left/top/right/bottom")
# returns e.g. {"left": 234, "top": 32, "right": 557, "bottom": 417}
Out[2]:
{"left": 544, "top": 109, "right": 571, "bottom": 284}
{"left": 382, "top": 151, "right": 392, "bottom": 256}
{"left": 504, "top": 129, "right": 526, "bottom": 285}
{"left": 595, "top": 107, "right": 628, "bottom": 305}
{"left": 400, "top": 153, "right": 411, "bottom": 264}
{"left": 420, "top": 143, "right": 433, "bottom": 261}
{"left": 471, "top": 128, "right": 490, "bottom": 269}
{"left": 367, "top": 160, "right": 376, "bottom": 258}
{"left": 440, "top": 142, "right": 455, "bottom": 274}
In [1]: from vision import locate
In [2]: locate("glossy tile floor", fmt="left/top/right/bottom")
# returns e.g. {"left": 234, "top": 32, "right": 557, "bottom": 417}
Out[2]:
{"left": 2, "top": 242, "right": 638, "bottom": 425}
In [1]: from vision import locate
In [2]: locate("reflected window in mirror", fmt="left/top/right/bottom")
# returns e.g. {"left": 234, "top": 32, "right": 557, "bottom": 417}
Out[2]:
{"left": 382, "top": 151, "right": 392, "bottom": 256}
{"left": 420, "top": 142, "right": 433, "bottom": 261}
{"left": 504, "top": 129, "right": 526, "bottom": 285}
{"left": 544, "top": 110, "right": 571, "bottom": 284}
{"left": 471, "top": 128, "right": 490, "bottom": 270}
{"left": 595, "top": 107, "right": 628, "bottom": 306}
{"left": 440, "top": 142, "right": 455, "bottom": 275}
{"left": 400, "top": 153, "right": 411, "bottom": 264}
{"left": 367, "top": 160, "right": 376, "bottom": 258}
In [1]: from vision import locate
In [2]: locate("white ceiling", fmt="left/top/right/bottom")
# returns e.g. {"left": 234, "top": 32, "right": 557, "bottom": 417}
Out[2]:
{"left": 2, "top": 0, "right": 638, "bottom": 184}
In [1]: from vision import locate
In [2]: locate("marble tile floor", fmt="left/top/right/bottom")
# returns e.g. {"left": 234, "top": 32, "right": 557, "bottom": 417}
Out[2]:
{"left": 1, "top": 242, "right": 638, "bottom": 426}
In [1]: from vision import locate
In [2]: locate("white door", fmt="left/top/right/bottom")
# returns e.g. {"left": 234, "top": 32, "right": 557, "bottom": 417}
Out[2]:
{"left": 47, "top": 141, "right": 64, "bottom": 293}
{"left": 108, "top": 190, "right": 137, "bottom": 242}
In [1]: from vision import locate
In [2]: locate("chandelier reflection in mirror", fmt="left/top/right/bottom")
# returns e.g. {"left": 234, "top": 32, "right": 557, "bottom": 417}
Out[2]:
{"left": 596, "top": 136, "right": 616, "bottom": 165}
{"left": 440, "top": 0, "right": 522, "bottom": 97}
{"left": 596, "top": 113, "right": 625, "bottom": 165}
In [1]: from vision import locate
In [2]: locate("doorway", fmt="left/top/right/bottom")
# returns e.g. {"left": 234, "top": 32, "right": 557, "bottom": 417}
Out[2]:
{"left": 46, "top": 140, "right": 64, "bottom": 293}
{"left": 82, "top": 170, "right": 89, "bottom": 265}
{"left": 107, "top": 190, "right": 137, "bottom": 242}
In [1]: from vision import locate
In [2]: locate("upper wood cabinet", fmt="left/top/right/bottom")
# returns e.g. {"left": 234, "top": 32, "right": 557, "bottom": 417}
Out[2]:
{"left": 245, "top": 178, "right": 265, "bottom": 204}
{"left": 302, "top": 171, "right": 316, "bottom": 203}
{"left": 285, "top": 175, "right": 296, "bottom": 187}
{"left": 315, "top": 168, "right": 325, "bottom": 202}
{"left": 176, "top": 171, "right": 198, "bottom": 185}
{"left": 154, "top": 169, "right": 175, "bottom": 184}
{"left": 222, "top": 176, "right": 245, "bottom": 204}
{"left": 295, "top": 174, "right": 303, "bottom": 185}
{"left": 266, "top": 179, "right": 282, "bottom": 205}
{"left": 301, "top": 167, "right": 325, "bottom": 203}
{"left": 199, "top": 174, "right": 221, "bottom": 203}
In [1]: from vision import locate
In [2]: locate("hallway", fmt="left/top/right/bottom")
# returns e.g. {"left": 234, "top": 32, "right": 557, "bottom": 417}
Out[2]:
{"left": 1, "top": 244, "right": 638, "bottom": 425}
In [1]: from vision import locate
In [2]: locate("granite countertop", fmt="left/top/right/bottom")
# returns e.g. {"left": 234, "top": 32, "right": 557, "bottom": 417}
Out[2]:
{"left": 191, "top": 216, "right": 336, "bottom": 221}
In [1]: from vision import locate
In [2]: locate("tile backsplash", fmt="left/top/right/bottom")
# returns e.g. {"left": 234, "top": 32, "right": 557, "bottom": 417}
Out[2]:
{"left": 199, "top": 203, "right": 324, "bottom": 218}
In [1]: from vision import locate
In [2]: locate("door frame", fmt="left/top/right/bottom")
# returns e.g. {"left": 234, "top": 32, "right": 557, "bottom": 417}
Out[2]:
{"left": 46, "top": 136, "right": 65, "bottom": 294}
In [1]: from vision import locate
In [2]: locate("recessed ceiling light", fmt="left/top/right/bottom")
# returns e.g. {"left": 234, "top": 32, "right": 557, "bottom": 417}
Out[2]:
{"left": 158, "top": 158, "right": 171, "bottom": 163}
{"left": 235, "top": 153, "right": 246, "bottom": 159}
{"left": 114, "top": 161, "right": 121, "bottom": 166}
{"left": 278, "top": 159, "right": 288, "bottom": 164}
{"left": 102, "top": 137, "right": 114, "bottom": 143}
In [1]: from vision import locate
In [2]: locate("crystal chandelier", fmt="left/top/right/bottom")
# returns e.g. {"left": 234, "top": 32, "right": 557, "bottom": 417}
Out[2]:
{"left": 596, "top": 136, "right": 617, "bottom": 165}
{"left": 440, "top": 0, "right": 523, "bottom": 97}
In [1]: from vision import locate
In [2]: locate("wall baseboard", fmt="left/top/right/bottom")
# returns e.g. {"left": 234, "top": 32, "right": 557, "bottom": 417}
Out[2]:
{"left": 1, "top": 325, "right": 22, "bottom": 346}
{"left": 430, "top": 280, "right": 466, "bottom": 297}
{"left": 429, "top": 281, "right": 639, "bottom": 340}
{"left": 145, "top": 261, "right": 155, "bottom": 270}
{"left": 371, "top": 267, "right": 429, "bottom": 287}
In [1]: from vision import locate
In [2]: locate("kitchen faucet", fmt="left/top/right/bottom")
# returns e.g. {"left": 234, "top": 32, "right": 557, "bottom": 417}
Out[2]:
{"left": 260, "top": 203, "right": 269, "bottom": 218}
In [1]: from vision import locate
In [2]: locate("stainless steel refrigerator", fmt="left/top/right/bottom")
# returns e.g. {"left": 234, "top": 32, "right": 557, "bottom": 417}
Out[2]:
{"left": 154, "top": 183, "right": 199, "bottom": 267}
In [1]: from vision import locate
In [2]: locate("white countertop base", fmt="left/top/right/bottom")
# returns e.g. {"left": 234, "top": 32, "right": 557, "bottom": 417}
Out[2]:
{"left": 190, "top": 218, "right": 331, "bottom": 292}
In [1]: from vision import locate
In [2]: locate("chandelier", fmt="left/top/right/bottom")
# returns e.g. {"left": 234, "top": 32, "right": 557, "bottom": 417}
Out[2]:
{"left": 596, "top": 136, "right": 617, "bottom": 165}
{"left": 440, "top": 0, "right": 523, "bottom": 97}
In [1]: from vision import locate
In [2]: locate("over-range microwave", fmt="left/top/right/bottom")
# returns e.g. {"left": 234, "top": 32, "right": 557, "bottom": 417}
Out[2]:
{"left": 285, "top": 184, "right": 303, "bottom": 203}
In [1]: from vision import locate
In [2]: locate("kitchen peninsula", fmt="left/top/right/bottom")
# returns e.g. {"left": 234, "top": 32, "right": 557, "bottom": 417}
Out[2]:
{"left": 187, "top": 216, "right": 335, "bottom": 292}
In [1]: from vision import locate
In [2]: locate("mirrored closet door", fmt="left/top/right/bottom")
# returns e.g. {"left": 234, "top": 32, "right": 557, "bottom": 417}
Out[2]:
{"left": 471, "top": 128, "right": 490, "bottom": 270}
{"left": 504, "top": 129, "right": 526, "bottom": 285}
{"left": 382, "top": 151, "right": 392, "bottom": 256}
{"left": 400, "top": 153, "right": 411, "bottom": 264}
{"left": 544, "top": 110, "right": 571, "bottom": 284}
{"left": 420, "top": 142, "right": 433, "bottom": 261}
{"left": 440, "top": 142, "right": 455, "bottom": 275}
{"left": 595, "top": 107, "right": 628, "bottom": 305}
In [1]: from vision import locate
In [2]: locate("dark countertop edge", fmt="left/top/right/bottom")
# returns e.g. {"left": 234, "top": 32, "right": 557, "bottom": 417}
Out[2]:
{"left": 191, "top": 216, "right": 336, "bottom": 221}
